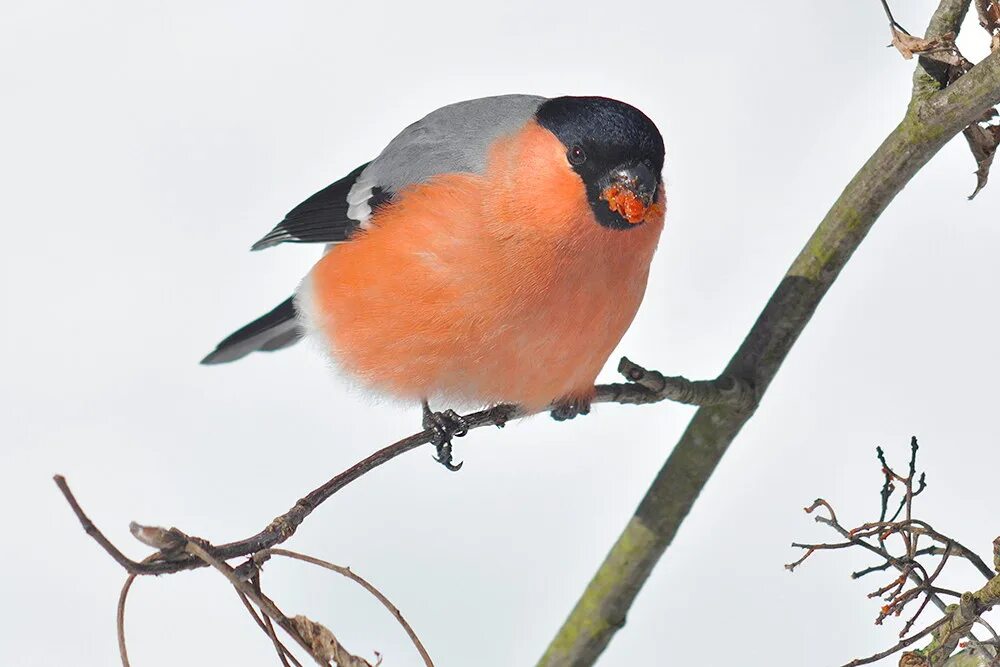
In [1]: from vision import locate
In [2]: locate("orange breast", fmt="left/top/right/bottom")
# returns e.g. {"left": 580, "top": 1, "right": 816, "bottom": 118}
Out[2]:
{"left": 301, "top": 121, "right": 664, "bottom": 411}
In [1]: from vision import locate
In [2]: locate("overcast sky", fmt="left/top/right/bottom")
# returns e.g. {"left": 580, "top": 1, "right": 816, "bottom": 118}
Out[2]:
{"left": 3, "top": 1, "right": 999, "bottom": 665}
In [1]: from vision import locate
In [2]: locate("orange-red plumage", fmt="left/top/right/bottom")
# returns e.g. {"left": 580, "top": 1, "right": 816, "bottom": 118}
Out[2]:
{"left": 301, "top": 121, "right": 664, "bottom": 411}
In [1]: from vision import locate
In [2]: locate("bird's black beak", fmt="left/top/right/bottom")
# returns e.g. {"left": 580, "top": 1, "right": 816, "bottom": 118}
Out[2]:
{"left": 600, "top": 162, "right": 659, "bottom": 224}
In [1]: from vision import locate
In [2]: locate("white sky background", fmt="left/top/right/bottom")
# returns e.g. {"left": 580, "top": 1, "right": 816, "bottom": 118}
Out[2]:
{"left": 2, "top": 1, "right": 999, "bottom": 665}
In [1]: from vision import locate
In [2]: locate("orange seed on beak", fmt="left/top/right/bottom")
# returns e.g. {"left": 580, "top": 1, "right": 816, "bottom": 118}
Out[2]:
{"left": 600, "top": 185, "right": 650, "bottom": 224}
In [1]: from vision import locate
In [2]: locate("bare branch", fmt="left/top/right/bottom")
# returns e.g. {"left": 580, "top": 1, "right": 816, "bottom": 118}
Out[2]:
{"left": 841, "top": 616, "right": 950, "bottom": 667}
{"left": 268, "top": 549, "right": 434, "bottom": 667}
{"left": 880, "top": 0, "right": 911, "bottom": 33}
{"left": 787, "top": 440, "right": 1000, "bottom": 665}
{"left": 54, "top": 475, "right": 146, "bottom": 574}
{"left": 853, "top": 546, "right": 945, "bottom": 579}
{"left": 116, "top": 574, "right": 136, "bottom": 667}
{"left": 921, "top": 585, "right": 1000, "bottom": 665}
{"left": 56, "top": 357, "right": 754, "bottom": 578}
{"left": 850, "top": 520, "right": 995, "bottom": 580}
{"left": 183, "top": 536, "right": 374, "bottom": 666}
{"left": 235, "top": 588, "right": 302, "bottom": 667}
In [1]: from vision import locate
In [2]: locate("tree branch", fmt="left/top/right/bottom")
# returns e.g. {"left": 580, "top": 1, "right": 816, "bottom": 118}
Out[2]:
{"left": 537, "top": 4, "right": 1000, "bottom": 664}
{"left": 842, "top": 616, "right": 950, "bottom": 667}
{"left": 911, "top": 0, "right": 973, "bottom": 100}
{"left": 183, "top": 535, "right": 374, "bottom": 666}
{"left": 56, "top": 358, "right": 752, "bottom": 577}
{"left": 267, "top": 549, "right": 434, "bottom": 667}
{"left": 918, "top": 576, "right": 1000, "bottom": 665}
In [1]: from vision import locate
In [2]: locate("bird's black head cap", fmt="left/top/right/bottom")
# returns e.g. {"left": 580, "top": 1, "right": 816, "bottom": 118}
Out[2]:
{"left": 536, "top": 96, "right": 665, "bottom": 230}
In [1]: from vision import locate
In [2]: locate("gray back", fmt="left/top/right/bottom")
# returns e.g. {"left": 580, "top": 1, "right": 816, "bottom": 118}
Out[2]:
{"left": 347, "top": 94, "right": 546, "bottom": 222}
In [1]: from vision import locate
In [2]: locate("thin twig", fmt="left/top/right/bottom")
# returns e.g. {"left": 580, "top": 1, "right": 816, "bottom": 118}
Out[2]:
{"left": 899, "top": 547, "right": 952, "bottom": 637}
{"left": 184, "top": 537, "right": 376, "bottom": 667}
{"left": 183, "top": 538, "right": 328, "bottom": 666}
{"left": 117, "top": 574, "right": 136, "bottom": 667}
{"left": 116, "top": 553, "right": 163, "bottom": 667}
{"left": 55, "top": 475, "right": 144, "bottom": 573}
{"left": 842, "top": 616, "right": 950, "bottom": 666}
{"left": 235, "top": 588, "right": 301, "bottom": 667}
{"left": 789, "top": 441, "right": 1000, "bottom": 665}
{"left": 853, "top": 546, "right": 944, "bottom": 579}
{"left": 252, "top": 576, "right": 298, "bottom": 667}
{"left": 880, "top": 0, "right": 912, "bottom": 33}
{"left": 268, "top": 549, "right": 434, "bottom": 667}
{"left": 55, "top": 359, "right": 754, "bottom": 578}
{"left": 852, "top": 520, "right": 994, "bottom": 580}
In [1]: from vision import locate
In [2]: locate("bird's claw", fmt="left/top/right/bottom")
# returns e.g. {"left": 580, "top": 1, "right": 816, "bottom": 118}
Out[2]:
{"left": 433, "top": 443, "right": 464, "bottom": 471}
{"left": 422, "top": 405, "right": 468, "bottom": 471}
{"left": 550, "top": 398, "right": 591, "bottom": 421}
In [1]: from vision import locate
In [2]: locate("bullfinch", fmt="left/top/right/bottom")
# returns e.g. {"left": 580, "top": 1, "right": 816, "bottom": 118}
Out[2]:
{"left": 202, "top": 94, "right": 666, "bottom": 468}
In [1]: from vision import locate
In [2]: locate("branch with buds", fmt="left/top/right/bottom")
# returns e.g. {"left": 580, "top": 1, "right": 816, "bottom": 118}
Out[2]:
{"left": 787, "top": 438, "right": 1000, "bottom": 667}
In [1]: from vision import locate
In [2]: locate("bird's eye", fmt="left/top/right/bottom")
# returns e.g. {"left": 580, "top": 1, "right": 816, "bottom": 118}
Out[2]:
{"left": 567, "top": 146, "right": 587, "bottom": 165}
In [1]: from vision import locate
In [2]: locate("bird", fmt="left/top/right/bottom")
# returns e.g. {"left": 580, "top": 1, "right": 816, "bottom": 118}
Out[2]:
{"left": 202, "top": 94, "right": 666, "bottom": 469}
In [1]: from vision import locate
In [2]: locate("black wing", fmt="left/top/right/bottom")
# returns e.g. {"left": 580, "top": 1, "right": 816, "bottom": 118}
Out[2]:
{"left": 200, "top": 296, "right": 301, "bottom": 364}
{"left": 251, "top": 162, "right": 379, "bottom": 251}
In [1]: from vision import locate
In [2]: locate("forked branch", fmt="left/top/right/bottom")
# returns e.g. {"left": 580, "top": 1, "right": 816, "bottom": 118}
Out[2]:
{"left": 56, "top": 357, "right": 753, "bottom": 578}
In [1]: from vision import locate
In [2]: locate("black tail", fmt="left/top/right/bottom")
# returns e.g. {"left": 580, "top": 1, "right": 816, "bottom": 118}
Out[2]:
{"left": 201, "top": 296, "right": 302, "bottom": 365}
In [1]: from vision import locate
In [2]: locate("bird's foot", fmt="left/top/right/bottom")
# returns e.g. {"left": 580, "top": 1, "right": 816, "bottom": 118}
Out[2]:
{"left": 422, "top": 402, "right": 468, "bottom": 471}
{"left": 550, "top": 397, "right": 591, "bottom": 421}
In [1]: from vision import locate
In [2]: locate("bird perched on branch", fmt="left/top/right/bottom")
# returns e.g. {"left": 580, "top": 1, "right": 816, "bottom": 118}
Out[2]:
{"left": 203, "top": 94, "right": 666, "bottom": 468}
